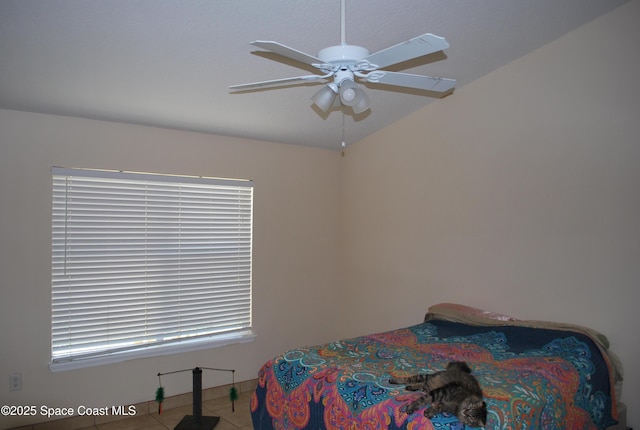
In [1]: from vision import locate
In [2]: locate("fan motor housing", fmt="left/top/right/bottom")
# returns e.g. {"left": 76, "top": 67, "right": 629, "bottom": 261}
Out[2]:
{"left": 317, "top": 45, "right": 370, "bottom": 64}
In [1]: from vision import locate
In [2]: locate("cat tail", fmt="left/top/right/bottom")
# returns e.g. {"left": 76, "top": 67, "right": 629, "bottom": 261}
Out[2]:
{"left": 389, "top": 374, "right": 426, "bottom": 385}
{"left": 388, "top": 376, "right": 406, "bottom": 385}
{"left": 447, "top": 361, "right": 472, "bottom": 373}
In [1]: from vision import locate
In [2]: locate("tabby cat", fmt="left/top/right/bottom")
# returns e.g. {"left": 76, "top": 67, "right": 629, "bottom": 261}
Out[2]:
{"left": 389, "top": 361, "right": 487, "bottom": 427}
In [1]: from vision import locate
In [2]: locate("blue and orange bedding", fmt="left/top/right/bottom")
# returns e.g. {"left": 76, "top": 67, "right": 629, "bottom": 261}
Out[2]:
{"left": 251, "top": 309, "right": 619, "bottom": 429}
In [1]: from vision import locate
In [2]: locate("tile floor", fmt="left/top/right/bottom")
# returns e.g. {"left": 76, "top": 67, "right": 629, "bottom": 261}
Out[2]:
{"left": 9, "top": 390, "right": 254, "bottom": 430}
{"left": 79, "top": 392, "right": 253, "bottom": 430}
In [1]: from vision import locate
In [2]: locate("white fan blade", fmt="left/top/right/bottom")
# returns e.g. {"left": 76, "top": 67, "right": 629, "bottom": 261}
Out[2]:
{"left": 363, "top": 33, "right": 450, "bottom": 69}
{"left": 251, "top": 40, "right": 323, "bottom": 66}
{"left": 229, "top": 74, "right": 328, "bottom": 91}
{"left": 362, "top": 71, "right": 456, "bottom": 92}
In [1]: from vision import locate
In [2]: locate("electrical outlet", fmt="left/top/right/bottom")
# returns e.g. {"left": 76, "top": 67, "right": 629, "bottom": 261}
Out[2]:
{"left": 10, "top": 373, "right": 21, "bottom": 391}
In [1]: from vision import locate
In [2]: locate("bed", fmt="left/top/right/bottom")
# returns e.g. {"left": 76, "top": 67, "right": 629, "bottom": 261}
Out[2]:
{"left": 250, "top": 303, "right": 626, "bottom": 430}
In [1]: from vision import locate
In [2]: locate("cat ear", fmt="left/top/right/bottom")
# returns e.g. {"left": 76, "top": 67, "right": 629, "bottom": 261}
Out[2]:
{"left": 471, "top": 399, "right": 485, "bottom": 408}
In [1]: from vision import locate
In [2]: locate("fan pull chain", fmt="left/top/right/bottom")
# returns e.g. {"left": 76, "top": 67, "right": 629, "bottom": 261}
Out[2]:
{"left": 341, "top": 112, "right": 346, "bottom": 156}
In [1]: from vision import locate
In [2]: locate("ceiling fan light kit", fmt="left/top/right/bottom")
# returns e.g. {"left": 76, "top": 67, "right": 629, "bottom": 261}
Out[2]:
{"left": 337, "top": 78, "right": 369, "bottom": 113}
{"left": 230, "top": 0, "right": 455, "bottom": 115}
{"left": 351, "top": 89, "right": 371, "bottom": 115}
{"left": 311, "top": 84, "right": 339, "bottom": 112}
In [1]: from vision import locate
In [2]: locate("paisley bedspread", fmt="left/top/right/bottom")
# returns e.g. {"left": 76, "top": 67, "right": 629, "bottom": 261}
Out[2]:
{"left": 251, "top": 317, "right": 619, "bottom": 429}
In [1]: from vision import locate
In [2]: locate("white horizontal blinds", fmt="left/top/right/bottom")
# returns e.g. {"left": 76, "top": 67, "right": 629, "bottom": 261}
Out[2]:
{"left": 51, "top": 168, "right": 253, "bottom": 362}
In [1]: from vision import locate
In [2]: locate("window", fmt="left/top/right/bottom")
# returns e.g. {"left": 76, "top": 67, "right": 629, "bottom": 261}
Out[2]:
{"left": 50, "top": 167, "right": 253, "bottom": 370}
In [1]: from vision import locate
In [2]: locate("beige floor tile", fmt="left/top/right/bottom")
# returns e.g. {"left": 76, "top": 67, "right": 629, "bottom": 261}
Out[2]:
{"left": 204, "top": 395, "right": 235, "bottom": 412}
{"left": 33, "top": 414, "right": 95, "bottom": 430}
{"left": 151, "top": 404, "right": 195, "bottom": 429}
{"left": 211, "top": 393, "right": 253, "bottom": 429}
{"left": 95, "top": 414, "right": 167, "bottom": 430}
{"left": 9, "top": 383, "right": 256, "bottom": 430}
{"left": 212, "top": 419, "right": 242, "bottom": 430}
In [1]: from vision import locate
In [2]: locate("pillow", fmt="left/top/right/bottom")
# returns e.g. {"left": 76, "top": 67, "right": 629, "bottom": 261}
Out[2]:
{"left": 425, "top": 302, "right": 517, "bottom": 322}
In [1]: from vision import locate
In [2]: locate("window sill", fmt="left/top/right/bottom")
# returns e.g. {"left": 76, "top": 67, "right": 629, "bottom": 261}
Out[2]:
{"left": 49, "top": 330, "right": 256, "bottom": 372}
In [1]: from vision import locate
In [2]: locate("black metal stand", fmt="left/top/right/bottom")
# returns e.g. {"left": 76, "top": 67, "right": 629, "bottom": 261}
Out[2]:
{"left": 174, "top": 368, "right": 220, "bottom": 430}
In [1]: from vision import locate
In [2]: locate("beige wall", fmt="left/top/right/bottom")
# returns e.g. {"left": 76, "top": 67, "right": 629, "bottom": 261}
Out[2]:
{"left": 340, "top": 1, "right": 639, "bottom": 427}
{"left": 1, "top": 1, "right": 639, "bottom": 428}
{"left": 0, "top": 110, "right": 341, "bottom": 428}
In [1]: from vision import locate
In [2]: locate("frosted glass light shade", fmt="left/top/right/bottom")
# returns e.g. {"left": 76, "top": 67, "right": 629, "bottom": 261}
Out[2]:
{"left": 339, "top": 79, "right": 370, "bottom": 113}
{"left": 311, "top": 85, "right": 338, "bottom": 112}
{"left": 352, "top": 89, "right": 370, "bottom": 114}
{"left": 339, "top": 79, "right": 361, "bottom": 106}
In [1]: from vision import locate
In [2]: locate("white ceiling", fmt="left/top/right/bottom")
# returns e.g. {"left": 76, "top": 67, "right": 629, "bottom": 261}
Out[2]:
{"left": 0, "top": 0, "right": 627, "bottom": 150}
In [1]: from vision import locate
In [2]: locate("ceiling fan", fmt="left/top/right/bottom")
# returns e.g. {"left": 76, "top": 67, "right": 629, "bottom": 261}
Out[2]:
{"left": 229, "top": 0, "right": 456, "bottom": 114}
